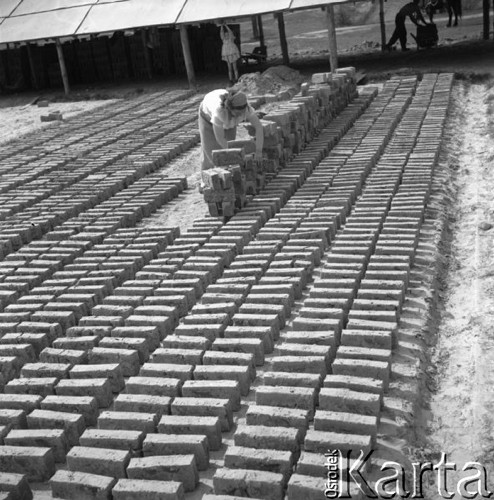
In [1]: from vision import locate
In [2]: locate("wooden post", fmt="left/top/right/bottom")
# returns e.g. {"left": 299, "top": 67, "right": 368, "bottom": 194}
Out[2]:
{"left": 483, "top": 0, "right": 490, "bottom": 39}
{"left": 379, "top": 0, "right": 387, "bottom": 49}
{"left": 141, "top": 29, "right": 153, "bottom": 79}
{"left": 179, "top": 24, "right": 196, "bottom": 88}
{"left": 325, "top": 5, "right": 338, "bottom": 72}
{"left": 26, "top": 43, "right": 38, "bottom": 89}
{"left": 276, "top": 12, "right": 289, "bottom": 66}
{"left": 55, "top": 39, "right": 70, "bottom": 95}
{"left": 123, "top": 35, "right": 134, "bottom": 78}
{"left": 258, "top": 15, "right": 265, "bottom": 47}
{"left": 105, "top": 37, "right": 115, "bottom": 81}
{"left": 251, "top": 16, "right": 259, "bottom": 39}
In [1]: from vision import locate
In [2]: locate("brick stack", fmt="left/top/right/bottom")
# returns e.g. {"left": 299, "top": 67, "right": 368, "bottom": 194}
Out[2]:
{"left": 203, "top": 69, "right": 358, "bottom": 219}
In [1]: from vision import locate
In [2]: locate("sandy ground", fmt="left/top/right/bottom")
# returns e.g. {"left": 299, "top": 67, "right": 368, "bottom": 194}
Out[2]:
{"left": 419, "top": 81, "right": 494, "bottom": 497}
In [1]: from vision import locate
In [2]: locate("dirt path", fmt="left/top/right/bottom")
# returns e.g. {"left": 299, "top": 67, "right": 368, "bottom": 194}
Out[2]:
{"left": 422, "top": 81, "right": 494, "bottom": 496}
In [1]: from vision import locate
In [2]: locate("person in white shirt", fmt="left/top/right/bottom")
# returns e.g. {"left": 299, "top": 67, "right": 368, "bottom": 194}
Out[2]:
{"left": 198, "top": 89, "right": 264, "bottom": 176}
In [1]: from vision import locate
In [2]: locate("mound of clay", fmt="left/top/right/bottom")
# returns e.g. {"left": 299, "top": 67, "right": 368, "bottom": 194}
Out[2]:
{"left": 236, "top": 65, "right": 307, "bottom": 96}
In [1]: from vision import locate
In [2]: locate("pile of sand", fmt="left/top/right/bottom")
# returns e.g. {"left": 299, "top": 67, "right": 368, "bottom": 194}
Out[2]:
{"left": 236, "top": 65, "right": 307, "bottom": 96}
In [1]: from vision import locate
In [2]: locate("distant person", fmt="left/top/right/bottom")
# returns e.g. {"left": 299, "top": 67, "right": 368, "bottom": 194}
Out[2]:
{"left": 220, "top": 23, "right": 240, "bottom": 85}
{"left": 198, "top": 88, "right": 264, "bottom": 189}
{"left": 446, "top": 0, "right": 462, "bottom": 26}
{"left": 386, "top": 0, "right": 428, "bottom": 51}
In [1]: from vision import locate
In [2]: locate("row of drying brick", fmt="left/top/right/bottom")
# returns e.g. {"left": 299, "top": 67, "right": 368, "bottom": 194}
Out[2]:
{"left": 32, "top": 84, "right": 406, "bottom": 498}
{"left": 224, "top": 74, "right": 454, "bottom": 500}
{"left": 210, "top": 77, "right": 421, "bottom": 500}
{"left": 0, "top": 72, "right": 370, "bottom": 498}
{"left": 0, "top": 92, "right": 198, "bottom": 215}
{"left": 0, "top": 173, "right": 190, "bottom": 376}
{"left": 0, "top": 97, "right": 201, "bottom": 224}
{"left": 0, "top": 118, "right": 198, "bottom": 261}
{"left": 0, "top": 167, "right": 192, "bottom": 313}
{"left": 0, "top": 89, "right": 195, "bottom": 167}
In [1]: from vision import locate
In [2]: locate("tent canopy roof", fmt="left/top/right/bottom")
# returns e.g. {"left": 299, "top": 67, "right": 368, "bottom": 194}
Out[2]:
{"left": 0, "top": 0, "right": 365, "bottom": 44}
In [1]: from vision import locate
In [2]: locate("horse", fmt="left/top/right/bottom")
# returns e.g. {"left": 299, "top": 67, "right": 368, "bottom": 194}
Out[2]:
{"left": 445, "top": 0, "right": 462, "bottom": 26}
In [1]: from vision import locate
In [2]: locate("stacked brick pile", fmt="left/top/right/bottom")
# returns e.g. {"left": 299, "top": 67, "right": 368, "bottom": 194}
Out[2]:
{"left": 203, "top": 68, "right": 358, "bottom": 218}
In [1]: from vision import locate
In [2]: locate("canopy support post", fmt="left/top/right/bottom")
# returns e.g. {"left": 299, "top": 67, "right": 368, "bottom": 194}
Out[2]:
{"left": 179, "top": 25, "right": 196, "bottom": 88}
{"left": 379, "top": 0, "right": 387, "bottom": 49}
{"left": 276, "top": 12, "right": 289, "bottom": 66}
{"left": 258, "top": 15, "right": 265, "bottom": 47}
{"left": 26, "top": 43, "right": 38, "bottom": 89}
{"left": 325, "top": 4, "right": 338, "bottom": 72}
{"left": 55, "top": 39, "right": 70, "bottom": 95}
{"left": 483, "top": 0, "right": 490, "bottom": 39}
{"left": 252, "top": 16, "right": 259, "bottom": 39}
{"left": 141, "top": 29, "right": 153, "bottom": 79}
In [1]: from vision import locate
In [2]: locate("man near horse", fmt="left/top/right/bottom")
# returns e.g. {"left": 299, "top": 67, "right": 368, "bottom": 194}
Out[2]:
{"left": 386, "top": 0, "right": 429, "bottom": 51}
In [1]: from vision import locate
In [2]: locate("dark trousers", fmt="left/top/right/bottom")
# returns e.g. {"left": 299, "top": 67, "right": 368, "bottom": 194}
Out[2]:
{"left": 388, "top": 15, "right": 407, "bottom": 49}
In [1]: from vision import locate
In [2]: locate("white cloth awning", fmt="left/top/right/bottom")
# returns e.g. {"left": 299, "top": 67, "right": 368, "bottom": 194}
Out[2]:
{"left": 177, "top": 0, "right": 291, "bottom": 24}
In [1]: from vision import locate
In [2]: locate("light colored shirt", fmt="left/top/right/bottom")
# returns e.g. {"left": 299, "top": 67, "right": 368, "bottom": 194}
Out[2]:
{"left": 201, "top": 89, "right": 255, "bottom": 130}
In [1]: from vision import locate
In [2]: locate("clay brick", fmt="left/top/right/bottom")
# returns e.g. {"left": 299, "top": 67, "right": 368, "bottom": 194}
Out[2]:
{"left": 27, "top": 408, "right": 85, "bottom": 445}
{"left": 255, "top": 385, "right": 316, "bottom": 415}
{"left": 271, "top": 355, "right": 327, "bottom": 376}
{"left": 340, "top": 329, "right": 392, "bottom": 349}
{"left": 181, "top": 380, "right": 241, "bottom": 411}
{"left": 113, "top": 394, "right": 171, "bottom": 417}
{"left": 193, "top": 365, "right": 251, "bottom": 396}
{"left": 234, "top": 424, "right": 301, "bottom": 453}
{"left": 314, "top": 408, "right": 378, "bottom": 436}
{"left": 246, "top": 405, "right": 309, "bottom": 432}
{"left": 0, "top": 472, "right": 32, "bottom": 500}
{"left": 0, "top": 409, "right": 26, "bottom": 429}
{"left": 319, "top": 387, "right": 381, "bottom": 416}
{"left": 337, "top": 345, "right": 392, "bottom": 364}
{"left": 5, "top": 428, "right": 68, "bottom": 462}
{"left": 171, "top": 397, "right": 233, "bottom": 431}
{"left": 323, "top": 374, "right": 384, "bottom": 395}
{"left": 223, "top": 326, "right": 272, "bottom": 355}
{"left": 41, "top": 395, "right": 98, "bottom": 426}
{"left": 51, "top": 469, "right": 116, "bottom": 500}
{"left": 332, "top": 358, "right": 390, "bottom": 387}
{"left": 53, "top": 336, "right": 99, "bottom": 351}
{"left": 67, "top": 446, "right": 130, "bottom": 479}
{"left": 21, "top": 362, "right": 71, "bottom": 380}
{"left": 213, "top": 467, "right": 284, "bottom": 500}
{"left": 143, "top": 433, "right": 209, "bottom": 470}
{"left": 125, "top": 376, "right": 182, "bottom": 397}
{"left": 304, "top": 429, "right": 372, "bottom": 454}
{"left": 225, "top": 445, "right": 293, "bottom": 481}
{"left": 0, "top": 446, "right": 55, "bottom": 481}
{"left": 55, "top": 378, "right": 113, "bottom": 408}
{"left": 150, "top": 348, "right": 204, "bottom": 365}
{"left": 111, "top": 326, "right": 160, "bottom": 350}
{"left": 139, "top": 363, "right": 193, "bottom": 381}
{"left": 203, "top": 350, "right": 255, "bottom": 379}
{"left": 263, "top": 371, "right": 321, "bottom": 388}
{"left": 112, "top": 478, "right": 184, "bottom": 500}
{"left": 40, "top": 347, "right": 87, "bottom": 365}
{"left": 88, "top": 347, "right": 140, "bottom": 377}
{"left": 158, "top": 415, "right": 222, "bottom": 451}
{"left": 0, "top": 394, "right": 41, "bottom": 413}
{"left": 125, "top": 316, "right": 172, "bottom": 340}
{"left": 79, "top": 429, "right": 144, "bottom": 453}
{"left": 127, "top": 455, "right": 198, "bottom": 492}
{"left": 5, "top": 378, "right": 57, "bottom": 398}
{"left": 69, "top": 364, "right": 124, "bottom": 393}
